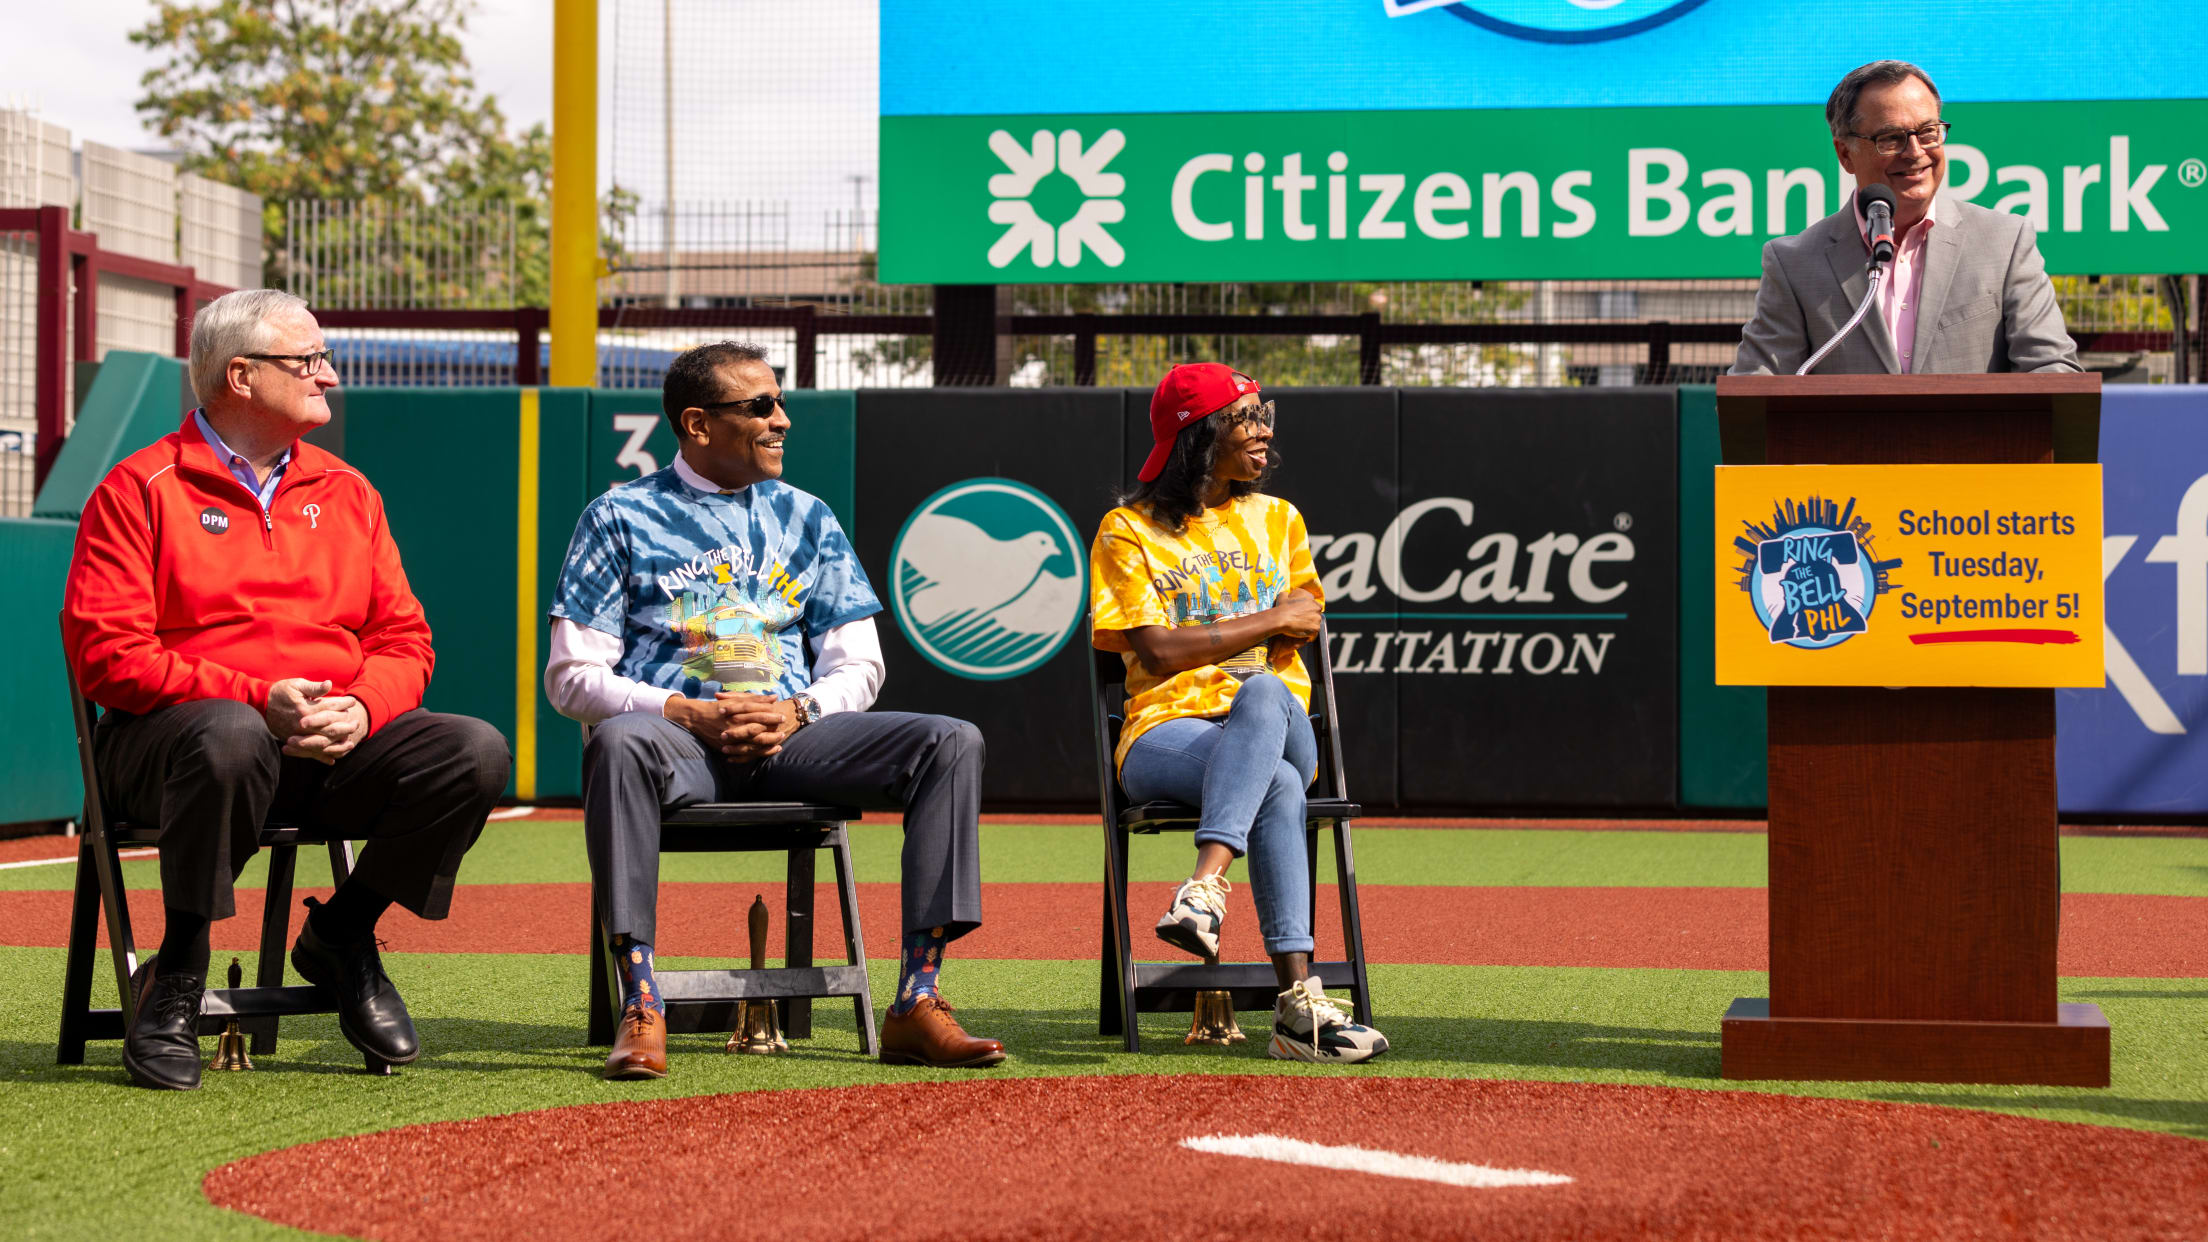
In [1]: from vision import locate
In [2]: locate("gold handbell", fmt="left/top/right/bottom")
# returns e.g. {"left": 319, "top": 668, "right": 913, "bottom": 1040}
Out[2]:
{"left": 728, "top": 894, "right": 788, "bottom": 1054}
{"left": 1185, "top": 955, "right": 1246, "bottom": 1046}
{"left": 210, "top": 957, "right": 253, "bottom": 1071}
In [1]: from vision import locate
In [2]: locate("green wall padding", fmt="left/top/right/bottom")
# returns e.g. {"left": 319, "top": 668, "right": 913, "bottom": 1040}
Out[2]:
{"left": 340, "top": 388, "right": 527, "bottom": 797}
{"left": 0, "top": 519, "right": 85, "bottom": 825}
{"left": 34, "top": 352, "right": 188, "bottom": 520}
{"left": 533, "top": 389, "right": 592, "bottom": 799}
{"left": 1677, "top": 384, "right": 1768, "bottom": 809}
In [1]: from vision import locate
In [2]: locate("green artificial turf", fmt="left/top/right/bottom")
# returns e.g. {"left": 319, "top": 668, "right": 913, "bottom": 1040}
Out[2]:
{"left": 0, "top": 947, "right": 2202, "bottom": 1241}
{"left": 3, "top": 819, "right": 2202, "bottom": 1238}
{"left": 7, "top": 821, "right": 2203, "bottom": 895}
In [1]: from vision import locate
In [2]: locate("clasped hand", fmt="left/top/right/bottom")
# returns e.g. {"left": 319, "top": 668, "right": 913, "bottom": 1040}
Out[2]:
{"left": 264, "top": 677, "right": 368, "bottom": 765}
{"left": 1267, "top": 587, "right": 1323, "bottom": 663}
{"left": 666, "top": 692, "right": 799, "bottom": 761}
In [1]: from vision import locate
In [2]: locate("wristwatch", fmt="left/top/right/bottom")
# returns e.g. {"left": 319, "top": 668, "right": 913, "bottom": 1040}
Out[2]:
{"left": 792, "top": 692, "right": 822, "bottom": 730}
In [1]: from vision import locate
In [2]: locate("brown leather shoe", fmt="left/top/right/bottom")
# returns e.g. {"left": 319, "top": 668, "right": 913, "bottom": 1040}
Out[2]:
{"left": 604, "top": 1003, "right": 668, "bottom": 1079}
{"left": 879, "top": 994, "right": 1007, "bottom": 1068}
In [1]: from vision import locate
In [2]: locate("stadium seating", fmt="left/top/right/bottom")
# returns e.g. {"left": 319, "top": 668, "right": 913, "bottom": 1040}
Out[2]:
{"left": 1090, "top": 620, "right": 1374, "bottom": 1051}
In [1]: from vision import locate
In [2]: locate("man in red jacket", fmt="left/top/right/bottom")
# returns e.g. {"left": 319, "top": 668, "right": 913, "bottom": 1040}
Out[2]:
{"left": 63, "top": 289, "right": 509, "bottom": 1091}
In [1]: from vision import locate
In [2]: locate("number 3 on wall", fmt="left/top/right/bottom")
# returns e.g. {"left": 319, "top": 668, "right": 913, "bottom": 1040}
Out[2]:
{"left": 612, "top": 413, "right": 659, "bottom": 479}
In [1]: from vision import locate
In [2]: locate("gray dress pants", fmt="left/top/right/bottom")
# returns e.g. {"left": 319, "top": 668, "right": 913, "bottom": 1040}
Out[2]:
{"left": 581, "top": 709, "right": 985, "bottom": 946}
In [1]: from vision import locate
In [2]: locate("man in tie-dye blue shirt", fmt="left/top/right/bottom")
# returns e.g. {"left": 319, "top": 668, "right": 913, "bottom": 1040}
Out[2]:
{"left": 546, "top": 341, "right": 1005, "bottom": 1079}
{"left": 552, "top": 461, "right": 878, "bottom": 701}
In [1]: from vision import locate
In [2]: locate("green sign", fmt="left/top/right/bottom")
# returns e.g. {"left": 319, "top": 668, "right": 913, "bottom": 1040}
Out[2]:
{"left": 880, "top": 100, "right": 2208, "bottom": 283}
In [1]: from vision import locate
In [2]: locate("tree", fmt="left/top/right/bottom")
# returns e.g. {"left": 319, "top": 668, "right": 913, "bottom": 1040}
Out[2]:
{"left": 129, "top": 0, "right": 598, "bottom": 304}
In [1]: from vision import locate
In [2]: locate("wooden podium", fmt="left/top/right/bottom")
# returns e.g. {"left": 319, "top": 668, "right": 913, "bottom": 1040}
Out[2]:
{"left": 1714, "top": 373, "right": 2110, "bottom": 1086}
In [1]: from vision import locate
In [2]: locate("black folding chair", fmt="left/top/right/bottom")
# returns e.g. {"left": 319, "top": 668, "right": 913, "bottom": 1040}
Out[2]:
{"left": 1091, "top": 619, "right": 1373, "bottom": 1051}
{"left": 583, "top": 801, "right": 877, "bottom": 1056}
{"left": 55, "top": 657, "right": 386, "bottom": 1071}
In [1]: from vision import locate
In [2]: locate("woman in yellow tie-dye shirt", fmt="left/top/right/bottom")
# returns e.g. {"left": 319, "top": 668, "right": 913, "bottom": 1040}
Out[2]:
{"left": 1088, "top": 363, "right": 1389, "bottom": 1064}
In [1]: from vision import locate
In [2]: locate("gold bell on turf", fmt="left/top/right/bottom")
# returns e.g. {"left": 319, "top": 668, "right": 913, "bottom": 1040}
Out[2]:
{"left": 728, "top": 998, "right": 788, "bottom": 1054}
{"left": 210, "top": 957, "right": 252, "bottom": 1071}
{"left": 1185, "top": 988, "right": 1245, "bottom": 1046}
{"left": 727, "top": 894, "right": 788, "bottom": 1054}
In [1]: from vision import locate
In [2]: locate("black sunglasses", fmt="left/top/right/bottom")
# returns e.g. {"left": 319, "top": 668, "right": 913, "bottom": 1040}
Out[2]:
{"left": 698, "top": 393, "right": 787, "bottom": 418}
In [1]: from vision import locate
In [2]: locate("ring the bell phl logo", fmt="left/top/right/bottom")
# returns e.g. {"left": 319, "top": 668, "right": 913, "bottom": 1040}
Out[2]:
{"left": 1737, "top": 497, "right": 1899, "bottom": 652}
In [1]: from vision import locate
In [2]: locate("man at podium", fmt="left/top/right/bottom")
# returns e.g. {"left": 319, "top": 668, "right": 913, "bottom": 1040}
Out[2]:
{"left": 1731, "top": 60, "right": 2080, "bottom": 376}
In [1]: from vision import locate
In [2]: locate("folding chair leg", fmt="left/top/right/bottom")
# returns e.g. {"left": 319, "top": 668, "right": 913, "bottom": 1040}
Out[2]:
{"left": 781, "top": 846, "right": 817, "bottom": 1039}
{"left": 587, "top": 888, "right": 615, "bottom": 1046}
{"left": 89, "top": 830, "right": 140, "bottom": 1031}
{"left": 1103, "top": 824, "right": 1139, "bottom": 1052}
{"left": 56, "top": 837, "right": 104, "bottom": 1065}
{"left": 327, "top": 838, "right": 356, "bottom": 886}
{"left": 1099, "top": 879, "right": 1123, "bottom": 1038}
{"left": 250, "top": 845, "right": 299, "bottom": 1056}
{"left": 1332, "top": 819, "right": 1374, "bottom": 1028}
{"left": 829, "top": 831, "right": 877, "bottom": 1055}
{"left": 1304, "top": 827, "right": 1321, "bottom": 938}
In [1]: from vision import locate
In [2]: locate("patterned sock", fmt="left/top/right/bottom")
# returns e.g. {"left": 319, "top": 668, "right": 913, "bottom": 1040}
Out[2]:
{"left": 888, "top": 926, "right": 947, "bottom": 1017}
{"left": 610, "top": 934, "right": 664, "bottom": 1015}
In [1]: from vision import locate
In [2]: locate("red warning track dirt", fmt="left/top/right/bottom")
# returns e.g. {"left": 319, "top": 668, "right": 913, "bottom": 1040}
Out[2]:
{"left": 204, "top": 1075, "right": 2208, "bottom": 1242}
{"left": 5, "top": 881, "right": 2199, "bottom": 977}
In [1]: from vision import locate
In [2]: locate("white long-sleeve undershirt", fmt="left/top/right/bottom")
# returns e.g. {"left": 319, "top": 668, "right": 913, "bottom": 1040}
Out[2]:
{"left": 544, "top": 615, "right": 885, "bottom": 727}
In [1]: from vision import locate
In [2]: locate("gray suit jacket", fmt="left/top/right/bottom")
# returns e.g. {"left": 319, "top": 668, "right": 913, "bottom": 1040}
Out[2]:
{"left": 1730, "top": 200, "right": 2080, "bottom": 375}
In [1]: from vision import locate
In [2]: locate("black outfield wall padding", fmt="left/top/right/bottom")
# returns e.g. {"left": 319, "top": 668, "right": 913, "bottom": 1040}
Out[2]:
{"left": 1390, "top": 389, "right": 1678, "bottom": 807}
{"left": 857, "top": 388, "right": 1126, "bottom": 805}
{"left": 852, "top": 386, "right": 1679, "bottom": 813}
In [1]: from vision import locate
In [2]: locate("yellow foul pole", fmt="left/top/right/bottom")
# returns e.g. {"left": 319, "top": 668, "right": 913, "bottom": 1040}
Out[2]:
{"left": 550, "top": 0, "right": 598, "bottom": 387}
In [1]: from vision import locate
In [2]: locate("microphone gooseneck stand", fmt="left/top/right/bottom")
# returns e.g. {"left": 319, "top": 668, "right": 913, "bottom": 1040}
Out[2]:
{"left": 1796, "top": 261, "right": 1889, "bottom": 376}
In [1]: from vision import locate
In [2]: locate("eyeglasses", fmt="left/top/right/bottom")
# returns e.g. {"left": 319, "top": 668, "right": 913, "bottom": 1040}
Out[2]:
{"left": 1220, "top": 400, "right": 1275, "bottom": 430}
{"left": 245, "top": 349, "right": 337, "bottom": 374}
{"left": 1846, "top": 121, "right": 1951, "bottom": 157}
{"left": 698, "top": 393, "right": 787, "bottom": 418}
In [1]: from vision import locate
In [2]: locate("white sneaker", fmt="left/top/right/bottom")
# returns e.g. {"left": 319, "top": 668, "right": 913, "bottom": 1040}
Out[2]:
{"left": 1154, "top": 874, "right": 1231, "bottom": 959}
{"left": 1268, "top": 976, "right": 1389, "bottom": 1064}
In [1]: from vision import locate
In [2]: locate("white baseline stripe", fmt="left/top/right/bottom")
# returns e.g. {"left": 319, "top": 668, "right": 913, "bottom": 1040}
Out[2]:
{"left": 486, "top": 807, "right": 536, "bottom": 821}
{"left": 1180, "top": 1134, "right": 1572, "bottom": 1189}
{"left": 0, "top": 848, "right": 157, "bottom": 872}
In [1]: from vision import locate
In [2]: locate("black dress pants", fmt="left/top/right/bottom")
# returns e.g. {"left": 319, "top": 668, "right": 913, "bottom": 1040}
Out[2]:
{"left": 95, "top": 699, "right": 510, "bottom": 922}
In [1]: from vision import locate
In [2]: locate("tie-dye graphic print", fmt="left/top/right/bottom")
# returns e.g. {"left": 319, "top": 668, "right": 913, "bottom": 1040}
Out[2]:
{"left": 552, "top": 468, "right": 881, "bottom": 699}
{"left": 1088, "top": 493, "right": 1322, "bottom": 773}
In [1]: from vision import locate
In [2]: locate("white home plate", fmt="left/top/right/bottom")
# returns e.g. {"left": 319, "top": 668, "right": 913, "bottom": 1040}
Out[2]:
{"left": 1181, "top": 1134, "right": 1572, "bottom": 1189}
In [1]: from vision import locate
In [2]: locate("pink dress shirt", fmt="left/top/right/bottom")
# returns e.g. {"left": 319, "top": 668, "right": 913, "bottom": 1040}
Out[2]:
{"left": 1855, "top": 194, "right": 1938, "bottom": 372}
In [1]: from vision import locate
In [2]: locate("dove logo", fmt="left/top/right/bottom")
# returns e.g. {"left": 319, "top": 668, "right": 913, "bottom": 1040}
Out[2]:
{"left": 1383, "top": 0, "right": 1711, "bottom": 43}
{"left": 889, "top": 478, "right": 1087, "bottom": 680}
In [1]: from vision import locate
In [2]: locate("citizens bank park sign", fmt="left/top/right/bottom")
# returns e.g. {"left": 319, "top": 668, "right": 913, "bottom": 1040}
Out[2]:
{"left": 879, "top": 1, "right": 2208, "bottom": 282}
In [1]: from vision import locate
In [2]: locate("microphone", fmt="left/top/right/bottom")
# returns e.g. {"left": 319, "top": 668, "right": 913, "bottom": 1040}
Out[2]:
{"left": 1796, "top": 186, "right": 1899, "bottom": 374}
{"left": 1858, "top": 184, "right": 1896, "bottom": 266}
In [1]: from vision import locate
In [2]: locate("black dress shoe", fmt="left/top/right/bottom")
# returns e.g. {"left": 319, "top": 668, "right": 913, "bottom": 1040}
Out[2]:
{"left": 122, "top": 958, "right": 204, "bottom": 1091}
{"left": 291, "top": 899, "right": 420, "bottom": 1065}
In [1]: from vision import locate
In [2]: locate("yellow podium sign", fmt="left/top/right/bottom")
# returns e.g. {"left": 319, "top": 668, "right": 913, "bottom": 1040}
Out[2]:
{"left": 1714, "top": 464, "right": 2104, "bottom": 687}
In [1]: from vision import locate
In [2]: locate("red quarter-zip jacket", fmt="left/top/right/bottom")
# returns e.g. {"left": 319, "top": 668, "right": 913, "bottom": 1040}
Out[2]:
{"left": 63, "top": 414, "right": 434, "bottom": 734}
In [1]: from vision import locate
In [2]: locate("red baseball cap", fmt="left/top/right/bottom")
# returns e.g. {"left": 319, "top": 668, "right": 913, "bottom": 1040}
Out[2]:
{"left": 1140, "top": 363, "right": 1261, "bottom": 482}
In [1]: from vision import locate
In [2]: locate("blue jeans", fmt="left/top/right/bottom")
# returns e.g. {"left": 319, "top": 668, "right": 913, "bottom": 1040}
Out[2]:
{"left": 1120, "top": 673, "right": 1318, "bottom": 955}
